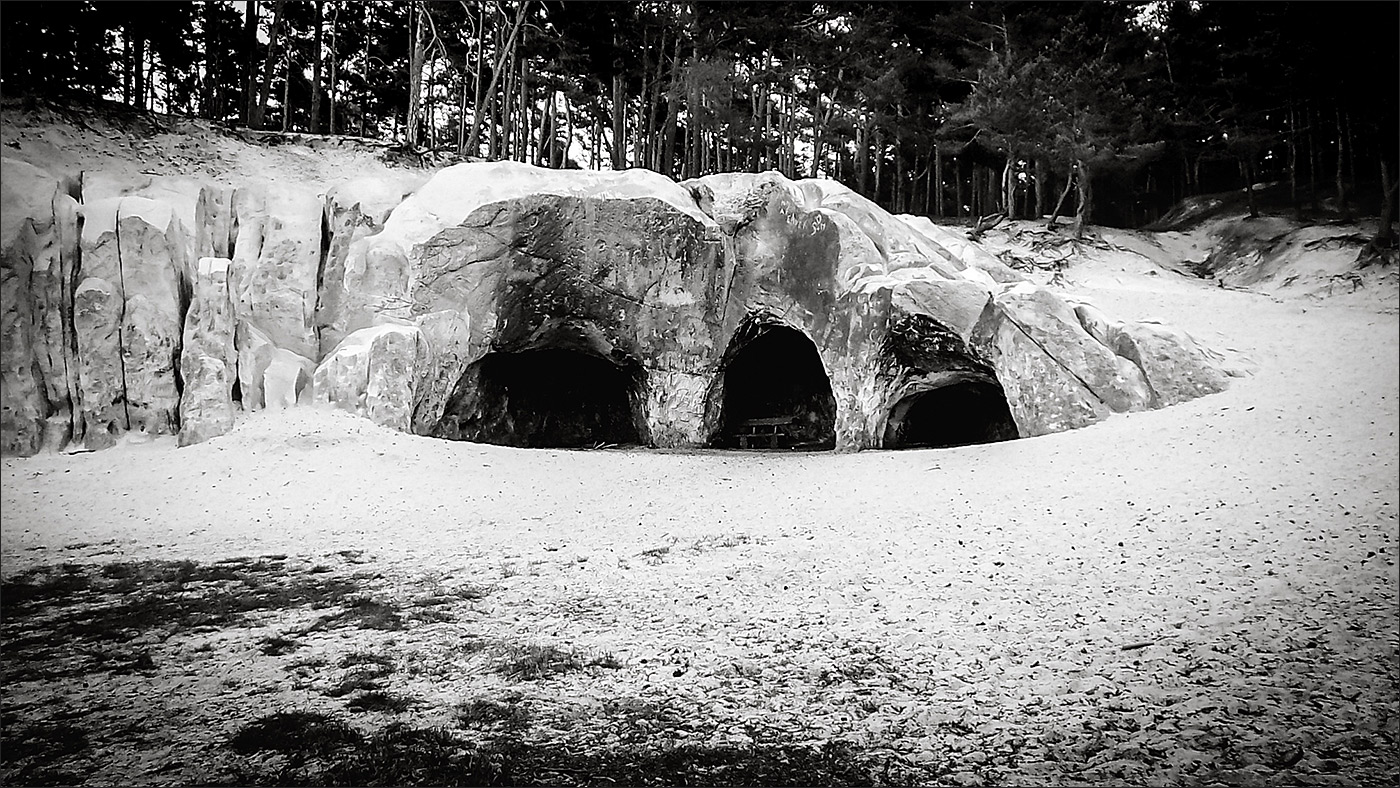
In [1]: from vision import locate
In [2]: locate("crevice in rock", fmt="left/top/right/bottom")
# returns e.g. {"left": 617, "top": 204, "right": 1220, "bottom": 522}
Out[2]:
{"left": 996, "top": 307, "right": 1108, "bottom": 409}
{"left": 112, "top": 199, "right": 131, "bottom": 430}
{"left": 313, "top": 197, "right": 333, "bottom": 360}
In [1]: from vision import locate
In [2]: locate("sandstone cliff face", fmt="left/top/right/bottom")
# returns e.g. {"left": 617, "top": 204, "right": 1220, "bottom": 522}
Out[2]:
{"left": 0, "top": 156, "right": 1234, "bottom": 456}
{"left": 178, "top": 257, "right": 237, "bottom": 447}
{"left": 2, "top": 159, "right": 73, "bottom": 455}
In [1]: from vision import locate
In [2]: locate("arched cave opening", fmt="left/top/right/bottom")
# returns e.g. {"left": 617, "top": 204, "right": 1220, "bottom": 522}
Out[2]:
{"left": 713, "top": 325, "right": 836, "bottom": 450}
{"left": 467, "top": 348, "right": 646, "bottom": 448}
{"left": 882, "top": 378, "right": 1019, "bottom": 449}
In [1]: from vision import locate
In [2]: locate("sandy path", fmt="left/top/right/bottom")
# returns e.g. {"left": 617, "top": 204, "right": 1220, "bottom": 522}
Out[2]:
{"left": 3, "top": 261, "right": 1397, "bottom": 785}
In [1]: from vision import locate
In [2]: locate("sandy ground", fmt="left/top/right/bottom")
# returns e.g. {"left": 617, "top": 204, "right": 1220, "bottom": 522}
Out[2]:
{"left": 2, "top": 104, "right": 1397, "bottom": 784}
{"left": 3, "top": 240, "right": 1398, "bottom": 784}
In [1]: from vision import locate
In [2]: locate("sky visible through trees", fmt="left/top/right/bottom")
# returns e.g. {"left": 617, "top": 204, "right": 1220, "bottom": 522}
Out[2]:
{"left": 1, "top": 1, "right": 1396, "bottom": 231}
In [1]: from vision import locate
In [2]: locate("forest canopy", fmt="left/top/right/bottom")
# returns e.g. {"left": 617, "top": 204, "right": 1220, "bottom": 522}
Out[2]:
{"left": 2, "top": 1, "right": 1396, "bottom": 231}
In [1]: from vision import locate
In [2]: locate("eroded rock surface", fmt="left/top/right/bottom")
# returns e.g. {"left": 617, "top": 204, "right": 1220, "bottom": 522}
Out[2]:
{"left": 314, "top": 323, "right": 427, "bottom": 432}
{"left": 0, "top": 158, "right": 1235, "bottom": 455}
{"left": 179, "top": 257, "right": 237, "bottom": 447}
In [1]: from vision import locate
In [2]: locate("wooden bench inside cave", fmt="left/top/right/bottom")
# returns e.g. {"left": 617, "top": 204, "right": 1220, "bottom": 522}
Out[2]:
{"left": 736, "top": 416, "right": 797, "bottom": 449}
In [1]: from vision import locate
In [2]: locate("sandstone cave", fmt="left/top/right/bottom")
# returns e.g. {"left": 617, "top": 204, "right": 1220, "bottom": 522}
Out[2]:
{"left": 882, "top": 376, "right": 1019, "bottom": 450}
{"left": 450, "top": 348, "right": 647, "bottom": 448}
{"left": 711, "top": 324, "right": 838, "bottom": 450}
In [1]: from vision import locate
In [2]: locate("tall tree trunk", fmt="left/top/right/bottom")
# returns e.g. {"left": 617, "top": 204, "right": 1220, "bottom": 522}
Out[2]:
{"left": 122, "top": 33, "right": 132, "bottom": 106}
{"left": 934, "top": 143, "right": 943, "bottom": 217}
{"left": 660, "top": 33, "right": 681, "bottom": 177}
{"left": 686, "top": 53, "right": 700, "bottom": 178}
{"left": 1335, "top": 105, "right": 1350, "bottom": 220}
{"left": 1033, "top": 157, "right": 1046, "bottom": 218}
{"left": 131, "top": 27, "right": 147, "bottom": 111}
{"left": 507, "top": 49, "right": 518, "bottom": 160}
{"left": 559, "top": 94, "right": 574, "bottom": 168}
{"left": 925, "top": 151, "right": 934, "bottom": 215}
{"left": 1361, "top": 159, "right": 1397, "bottom": 264}
{"left": 856, "top": 111, "right": 869, "bottom": 195}
{"left": 280, "top": 53, "right": 290, "bottom": 132}
{"left": 534, "top": 90, "right": 550, "bottom": 167}
{"left": 611, "top": 69, "right": 626, "bottom": 169}
{"left": 242, "top": 0, "right": 258, "bottom": 125}
{"left": 1048, "top": 166, "right": 1075, "bottom": 228}
{"left": 329, "top": 0, "right": 339, "bottom": 134}
{"left": 310, "top": 0, "right": 324, "bottom": 134}
{"left": 464, "top": 1, "right": 526, "bottom": 156}
{"left": 971, "top": 164, "right": 981, "bottom": 217}
{"left": 518, "top": 55, "right": 531, "bottom": 163}
{"left": 1287, "top": 103, "right": 1300, "bottom": 219}
{"left": 1345, "top": 110, "right": 1358, "bottom": 203}
{"left": 894, "top": 138, "right": 905, "bottom": 213}
{"left": 406, "top": 2, "right": 426, "bottom": 147}
{"left": 467, "top": 1, "right": 485, "bottom": 154}
{"left": 1001, "top": 152, "right": 1014, "bottom": 219}
{"left": 954, "top": 157, "right": 964, "bottom": 218}
{"left": 760, "top": 47, "right": 772, "bottom": 171}
{"left": 1072, "top": 160, "right": 1093, "bottom": 238}
{"left": 1242, "top": 157, "right": 1258, "bottom": 218}
{"left": 643, "top": 27, "right": 663, "bottom": 171}
{"left": 873, "top": 126, "right": 884, "bottom": 202}
{"left": 250, "top": 0, "right": 286, "bottom": 129}
{"left": 1307, "top": 102, "right": 1319, "bottom": 211}
{"left": 201, "top": 1, "right": 218, "bottom": 118}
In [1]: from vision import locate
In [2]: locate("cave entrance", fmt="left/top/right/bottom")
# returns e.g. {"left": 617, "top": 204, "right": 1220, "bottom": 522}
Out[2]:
{"left": 714, "top": 325, "right": 836, "bottom": 450}
{"left": 471, "top": 348, "right": 645, "bottom": 448}
{"left": 882, "top": 377, "right": 1019, "bottom": 449}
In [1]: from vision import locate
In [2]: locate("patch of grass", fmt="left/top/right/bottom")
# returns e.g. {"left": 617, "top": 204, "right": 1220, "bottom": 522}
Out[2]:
{"left": 318, "top": 723, "right": 505, "bottom": 786}
{"left": 689, "top": 533, "right": 757, "bottom": 552}
{"left": 304, "top": 597, "right": 405, "bottom": 633}
{"left": 588, "top": 652, "right": 624, "bottom": 670}
{"left": 325, "top": 674, "right": 384, "bottom": 698}
{"left": 285, "top": 654, "right": 329, "bottom": 674}
{"left": 455, "top": 696, "right": 530, "bottom": 729}
{"left": 224, "top": 718, "right": 928, "bottom": 787}
{"left": 322, "top": 652, "right": 397, "bottom": 698}
{"left": 640, "top": 545, "right": 671, "bottom": 565}
{"left": 99, "top": 647, "right": 157, "bottom": 675}
{"left": 493, "top": 644, "right": 586, "bottom": 681}
{"left": 407, "top": 605, "right": 455, "bottom": 625}
{"left": 259, "top": 636, "right": 303, "bottom": 656}
{"left": 0, "top": 719, "right": 88, "bottom": 765}
{"left": 227, "top": 711, "right": 362, "bottom": 760}
{"left": 459, "top": 636, "right": 495, "bottom": 655}
{"left": 345, "top": 691, "right": 418, "bottom": 714}
{"left": 453, "top": 584, "right": 492, "bottom": 601}
{"left": 0, "top": 714, "right": 90, "bottom": 784}
{"left": 340, "top": 651, "right": 395, "bottom": 671}
{"left": 2, "top": 557, "right": 367, "bottom": 680}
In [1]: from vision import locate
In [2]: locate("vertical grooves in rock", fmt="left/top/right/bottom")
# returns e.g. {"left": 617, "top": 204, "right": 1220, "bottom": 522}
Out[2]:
{"left": 112, "top": 199, "right": 132, "bottom": 430}
{"left": 312, "top": 199, "right": 332, "bottom": 362}
{"left": 61, "top": 189, "right": 84, "bottom": 447}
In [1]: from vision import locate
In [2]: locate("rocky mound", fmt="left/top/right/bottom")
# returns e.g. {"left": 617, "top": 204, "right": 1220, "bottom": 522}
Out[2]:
{"left": 1, "top": 158, "right": 1235, "bottom": 456}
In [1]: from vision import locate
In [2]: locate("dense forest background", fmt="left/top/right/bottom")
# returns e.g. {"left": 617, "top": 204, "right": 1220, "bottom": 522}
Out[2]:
{"left": 2, "top": 1, "right": 1397, "bottom": 231}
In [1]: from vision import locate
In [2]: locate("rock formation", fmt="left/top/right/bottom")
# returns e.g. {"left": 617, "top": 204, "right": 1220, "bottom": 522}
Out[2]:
{"left": 178, "top": 257, "right": 237, "bottom": 446}
{"left": 0, "top": 155, "right": 1235, "bottom": 457}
